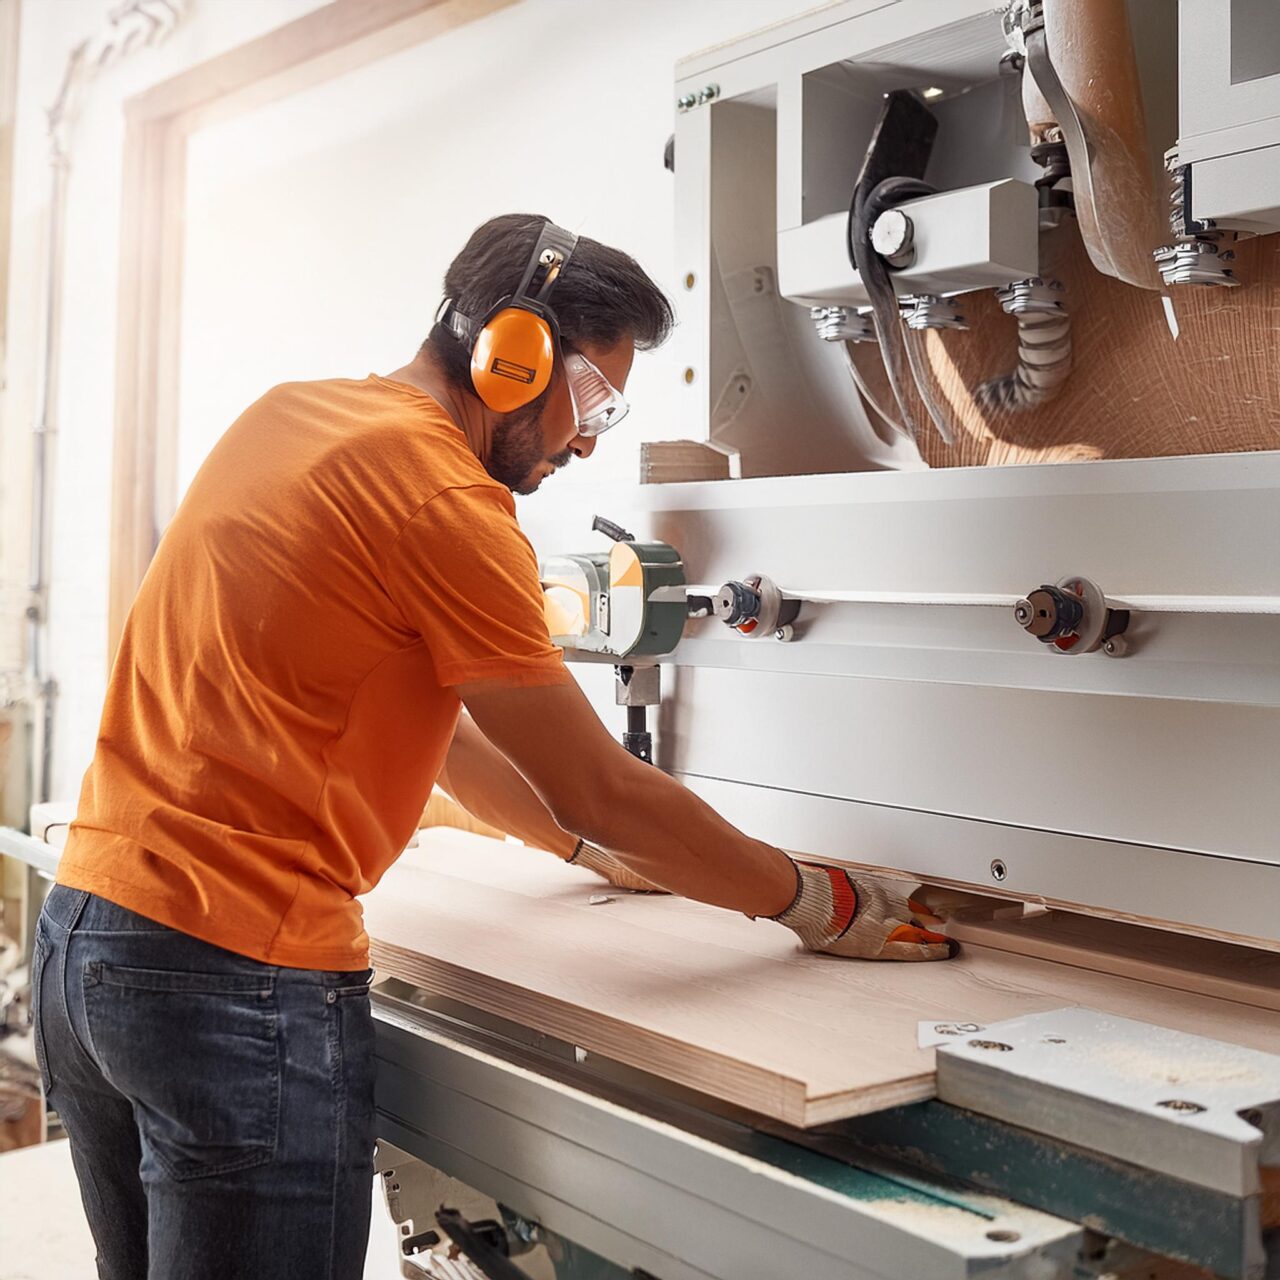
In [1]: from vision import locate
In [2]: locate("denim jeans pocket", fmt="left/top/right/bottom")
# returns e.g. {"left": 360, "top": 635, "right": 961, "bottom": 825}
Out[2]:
{"left": 82, "top": 961, "right": 281, "bottom": 1181}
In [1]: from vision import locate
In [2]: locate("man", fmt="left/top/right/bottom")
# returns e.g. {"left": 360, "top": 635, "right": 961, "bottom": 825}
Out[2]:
{"left": 33, "top": 214, "right": 954, "bottom": 1280}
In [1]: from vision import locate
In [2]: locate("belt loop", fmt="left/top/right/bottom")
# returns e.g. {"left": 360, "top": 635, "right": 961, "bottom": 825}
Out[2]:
{"left": 65, "top": 888, "right": 91, "bottom": 932}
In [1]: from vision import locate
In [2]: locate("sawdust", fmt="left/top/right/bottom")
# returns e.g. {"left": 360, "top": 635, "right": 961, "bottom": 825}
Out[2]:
{"left": 867, "top": 1197, "right": 1000, "bottom": 1242}
{"left": 1089, "top": 1041, "right": 1265, "bottom": 1088}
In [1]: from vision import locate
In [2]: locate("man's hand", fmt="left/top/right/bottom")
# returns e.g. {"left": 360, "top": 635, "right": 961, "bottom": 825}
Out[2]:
{"left": 568, "top": 839, "right": 668, "bottom": 893}
{"left": 771, "top": 860, "right": 958, "bottom": 962}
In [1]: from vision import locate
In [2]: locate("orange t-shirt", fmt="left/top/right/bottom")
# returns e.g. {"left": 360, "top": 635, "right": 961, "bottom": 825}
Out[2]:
{"left": 58, "top": 376, "right": 569, "bottom": 969}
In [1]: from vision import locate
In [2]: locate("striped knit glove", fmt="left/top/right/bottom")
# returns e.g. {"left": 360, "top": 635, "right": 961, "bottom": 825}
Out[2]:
{"left": 771, "top": 860, "right": 958, "bottom": 961}
{"left": 568, "top": 839, "right": 668, "bottom": 894}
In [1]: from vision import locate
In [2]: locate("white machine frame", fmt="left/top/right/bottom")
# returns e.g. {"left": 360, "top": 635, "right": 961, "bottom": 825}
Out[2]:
{"left": 522, "top": 0, "right": 1280, "bottom": 951}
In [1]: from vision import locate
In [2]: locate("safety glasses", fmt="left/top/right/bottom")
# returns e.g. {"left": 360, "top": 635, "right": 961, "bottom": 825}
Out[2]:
{"left": 562, "top": 350, "right": 629, "bottom": 437}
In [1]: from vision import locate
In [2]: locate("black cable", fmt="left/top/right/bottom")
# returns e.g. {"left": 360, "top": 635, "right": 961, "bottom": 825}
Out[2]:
{"left": 846, "top": 175, "right": 935, "bottom": 443}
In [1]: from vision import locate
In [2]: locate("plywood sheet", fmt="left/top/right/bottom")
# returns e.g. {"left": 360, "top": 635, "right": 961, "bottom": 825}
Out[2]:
{"left": 364, "top": 831, "right": 1278, "bottom": 1127}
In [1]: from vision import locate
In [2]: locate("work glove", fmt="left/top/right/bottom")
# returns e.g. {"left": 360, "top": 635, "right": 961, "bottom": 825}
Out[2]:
{"left": 770, "top": 859, "right": 958, "bottom": 961}
{"left": 568, "top": 839, "right": 668, "bottom": 894}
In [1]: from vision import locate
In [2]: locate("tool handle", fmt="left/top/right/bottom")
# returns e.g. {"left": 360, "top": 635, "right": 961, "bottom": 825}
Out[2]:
{"left": 592, "top": 514, "right": 634, "bottom": 543}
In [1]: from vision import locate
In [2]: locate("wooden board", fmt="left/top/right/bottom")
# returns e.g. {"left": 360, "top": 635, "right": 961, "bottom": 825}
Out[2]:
{"left": 364, "top": 831, "right": 1279, "bottom": 1127}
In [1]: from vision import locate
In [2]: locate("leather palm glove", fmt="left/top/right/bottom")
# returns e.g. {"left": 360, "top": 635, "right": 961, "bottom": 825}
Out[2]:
{"left": 770, "top": 859, "right": 958, "bottom": 961}
{"left": 568, "top": 839, "right": 668, "bottom": 894}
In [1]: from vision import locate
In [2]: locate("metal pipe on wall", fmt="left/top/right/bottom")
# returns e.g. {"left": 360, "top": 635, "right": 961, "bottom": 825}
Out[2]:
{"left": 25, "top": 0, "right": 187, "bottom": 805}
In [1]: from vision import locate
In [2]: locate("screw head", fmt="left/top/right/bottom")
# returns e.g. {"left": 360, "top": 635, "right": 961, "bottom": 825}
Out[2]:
{"left": 1156, "top": 1099, "right": 1207, "bottom": 1114}
{"left": 968, "top": 1039, "right": 1014, "bottom": 1052}
{"left": 990, "top": 859, "right": 1008, "bottom": 882}
{"left": 871, "top": 208, "right": 914, "bottom": 265}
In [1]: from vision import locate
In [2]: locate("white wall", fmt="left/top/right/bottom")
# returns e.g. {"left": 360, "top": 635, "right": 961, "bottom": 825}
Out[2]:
{"left": 3, "top": 0, "right": 333, "bottom": 807}
{"left": 5, "top": 0, "right": 824, "bottom": 804}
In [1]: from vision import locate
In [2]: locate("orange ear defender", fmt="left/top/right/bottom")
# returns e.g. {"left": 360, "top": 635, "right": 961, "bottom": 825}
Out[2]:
{"left": 437, "top": 221, "right": 579, "bottom": 413}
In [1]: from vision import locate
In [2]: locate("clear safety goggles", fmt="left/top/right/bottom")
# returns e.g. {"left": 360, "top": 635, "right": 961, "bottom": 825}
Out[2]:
{"left": 562, "top": 350, "right": 629, "bottom": 437}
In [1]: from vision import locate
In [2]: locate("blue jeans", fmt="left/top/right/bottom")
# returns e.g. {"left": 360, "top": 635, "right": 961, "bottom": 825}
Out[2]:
{"left": 31, "top": 886, "right": 376, "bottom": 1280}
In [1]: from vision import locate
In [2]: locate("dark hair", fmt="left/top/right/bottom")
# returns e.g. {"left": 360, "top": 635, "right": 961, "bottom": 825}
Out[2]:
{"left": 425, "top": 213, "right": 674, "bottom": 387}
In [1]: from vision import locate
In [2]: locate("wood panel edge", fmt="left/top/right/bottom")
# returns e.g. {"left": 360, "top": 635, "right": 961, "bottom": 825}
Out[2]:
{"left": 368, "top": 940, "right": 803, "bottom": 1124}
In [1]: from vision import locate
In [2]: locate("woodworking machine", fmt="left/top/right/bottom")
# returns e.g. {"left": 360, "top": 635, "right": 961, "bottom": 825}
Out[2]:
{"left": 7, "top": 2, "right": 1280, "bottom": 1278}
{"left": 381, "top": 2, "right": 1280, "bottom": 1275}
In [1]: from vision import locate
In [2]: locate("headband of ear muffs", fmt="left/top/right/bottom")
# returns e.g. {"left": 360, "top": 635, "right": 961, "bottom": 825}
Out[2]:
{"left": 437, "top": 221, "right": 579, "bottom": 414}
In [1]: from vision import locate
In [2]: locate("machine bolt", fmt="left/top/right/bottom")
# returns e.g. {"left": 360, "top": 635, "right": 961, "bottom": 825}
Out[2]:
{"left": 990, "top": 859, "right": 1008, "bottom": 881}
{"left": 809, "top": 305, "right": 875, "bottom": 343}
{"left": 1014, "top": 585, "right": 1083, "bottom": 640}
{"left": 871, "top": 207, "right": 915, "bottom": 268}
{"left": 676, "top": 93, "right": 697, "bottom": 112}
{"left": 715, "top": 579, "right": 762, "bottom": 629}
{"left": 697, "top": 83, "right": 720, "bottom": 105}
{"left": 900, "top": 293, "right": 967, "bottom": 331}
{"left": 1156, "top": 1099, "right": 1207, "bottom": 1114}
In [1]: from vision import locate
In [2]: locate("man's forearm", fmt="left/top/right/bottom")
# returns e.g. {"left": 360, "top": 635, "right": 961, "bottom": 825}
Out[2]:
{"left": 439, "top": 715, "right": 578, "bottom": 858}
{"left": 567, "top": 750, "right": 797, "bottom": 916}
{"left": 443, "top": 711, "right": 793, "bottom": 915}
{"left": 456, "top": 680, "right": 797, "bottom": 918}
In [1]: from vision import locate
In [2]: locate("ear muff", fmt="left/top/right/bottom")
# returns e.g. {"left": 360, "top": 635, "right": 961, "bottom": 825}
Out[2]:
{"left": 470, "top": 305, "right": 557, "bottom": 413}
{"left": 441, "top": 220, "right": 579, "bottom": 414}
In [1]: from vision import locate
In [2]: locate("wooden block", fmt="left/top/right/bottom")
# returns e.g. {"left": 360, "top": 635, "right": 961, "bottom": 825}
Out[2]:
{"left": 364, "top": 832, "right": 1280, "bottom": 1127}
{"left": 639, "top": 441, "right": 732, "bottom": 484}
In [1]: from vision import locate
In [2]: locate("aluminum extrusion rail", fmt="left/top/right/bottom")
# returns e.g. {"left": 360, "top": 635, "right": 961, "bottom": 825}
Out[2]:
{"left": 373, "top": 992, "right": 1080, "bottom": 1280}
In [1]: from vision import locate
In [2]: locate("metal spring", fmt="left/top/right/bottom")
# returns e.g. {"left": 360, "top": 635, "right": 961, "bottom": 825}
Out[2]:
{"left": 1164, "top": 153, "right": 1220, "bottom": 245}
{"left": 976, "top": 279, "right": 1071, "bottom": 413}
{"left": 1153, "top": 149, "right": 1240, "bottom": 287}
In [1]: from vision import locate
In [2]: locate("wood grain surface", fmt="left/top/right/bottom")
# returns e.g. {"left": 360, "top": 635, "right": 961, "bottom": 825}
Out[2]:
{"left": 364, "top": 830, "right": 1278, "bottom": 1127}
{"left": 853, "top": 230, "right": 1280, "bottom": 468}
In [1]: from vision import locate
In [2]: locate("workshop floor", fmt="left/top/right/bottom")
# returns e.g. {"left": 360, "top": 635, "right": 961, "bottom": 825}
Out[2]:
{"left": 0, "top": 1138, "right": 406, "bottom": 1278}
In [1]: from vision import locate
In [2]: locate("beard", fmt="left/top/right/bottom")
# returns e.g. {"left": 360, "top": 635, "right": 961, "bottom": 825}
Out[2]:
{"left": 487, "top": 402, "right": 572, "bottom": 495}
